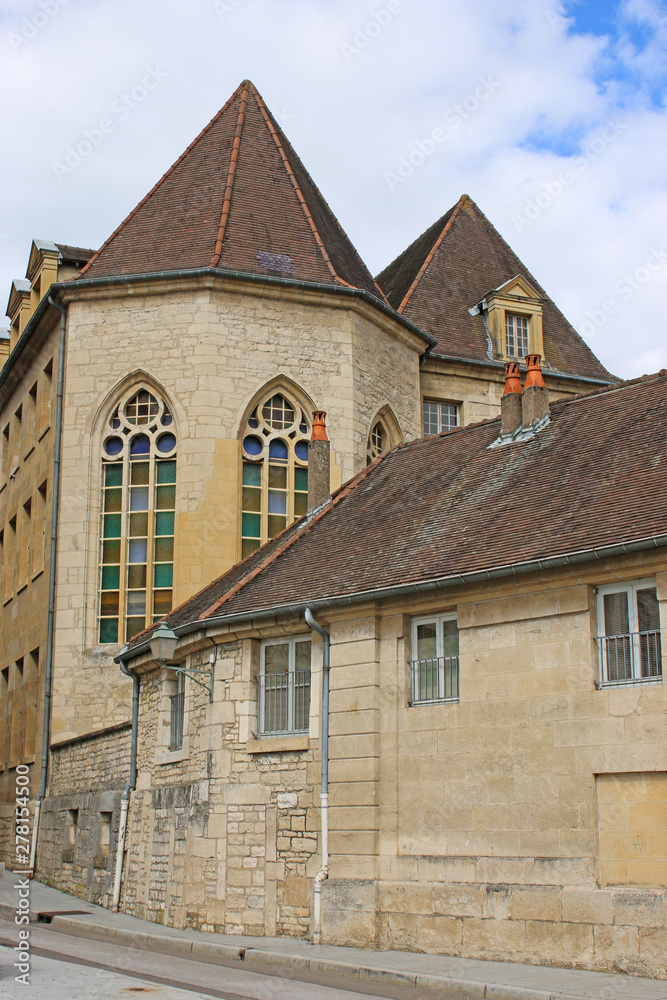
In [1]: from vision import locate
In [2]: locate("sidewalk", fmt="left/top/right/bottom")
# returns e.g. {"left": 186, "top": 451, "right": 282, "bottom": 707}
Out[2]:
{"left": 0, "top": 870, "right": 665, "bottom": 1000}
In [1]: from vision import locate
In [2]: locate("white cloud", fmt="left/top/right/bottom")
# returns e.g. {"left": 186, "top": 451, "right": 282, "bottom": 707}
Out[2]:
{"left": 1, "top": 0, "right": 665, "bottom": 379}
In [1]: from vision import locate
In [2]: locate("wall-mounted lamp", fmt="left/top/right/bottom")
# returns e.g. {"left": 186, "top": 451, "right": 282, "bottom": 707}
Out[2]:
{"left": 149, "top": 621, "right": 215, "bottom": 702}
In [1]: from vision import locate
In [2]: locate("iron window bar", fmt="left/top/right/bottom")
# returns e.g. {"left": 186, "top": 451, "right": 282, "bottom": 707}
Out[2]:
{"left": 595, "top": 630, "right": 662, "bottom": 688}
{"left": 169, "top": 690, "right": 185, "bottom": 750}
{"left": 259, "top": 669, "right": 310, "bottom": 735}
{"left": 410, "top": 655, "right": 460, "bottom": 704}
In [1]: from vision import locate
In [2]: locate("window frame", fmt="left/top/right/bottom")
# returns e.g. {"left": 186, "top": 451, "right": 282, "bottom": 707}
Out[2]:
{"left": 259, "top": 635, "right": 311, "bottom": 736}
{"left": 422, "top": 399, "right": 459, "bottom": 436}
{"left": 410, "top": 612, "right": 460, "bottom": 705}
{"left": 595, "top": 578, "right": 662, "bottom": 687}
{"left": 505, "top": 312, "right": 530, "bottom": 359}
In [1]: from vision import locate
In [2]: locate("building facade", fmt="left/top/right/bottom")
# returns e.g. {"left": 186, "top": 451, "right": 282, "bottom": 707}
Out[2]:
{"left": 3, "top": 79, "right": 650, "bottom": 972}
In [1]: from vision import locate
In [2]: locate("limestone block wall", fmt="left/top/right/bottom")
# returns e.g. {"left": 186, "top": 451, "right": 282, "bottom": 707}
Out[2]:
{"left": 37, "top": 724, "right": 130, "bottom": 904}
{"left": 0, "top": 318, "right": 59, "bottom": 864}
{"left": 122, "top": 633, "right": 320, "bottom": 936}
{"left": 53, "top": 277, "right": 424, "bottom": 743}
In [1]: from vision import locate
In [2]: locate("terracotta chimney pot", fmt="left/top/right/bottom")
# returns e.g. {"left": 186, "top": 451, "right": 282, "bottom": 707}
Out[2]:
{"left": 503, "top": 361, "right": 523, "bottom": 395}
{"left": 311, "top": 410, "right": 328, "bottom": 442}
{"left": 524, "top": 354, "right": 546, "bottom": 389}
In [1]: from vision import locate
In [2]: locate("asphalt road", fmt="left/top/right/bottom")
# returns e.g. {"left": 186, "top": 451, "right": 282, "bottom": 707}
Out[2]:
{"left": 0, "top": 918, "right": 472, "bottom": 1000}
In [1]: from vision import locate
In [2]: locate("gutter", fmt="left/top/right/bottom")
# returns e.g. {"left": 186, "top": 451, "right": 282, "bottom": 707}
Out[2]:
{"left": 111, "top": 647, "right": 140, "bottom": 912}
{"left": 0, "top": 268, "right": 436, "bottom": 399}
{"left": 29, "top": 295, "right": 66, "bottom": 876}
{"left": 305, "top": 609, "right": 330, "bottom": 945}
{"left": 116, "top": 532, "right": 667, "bottom": 665}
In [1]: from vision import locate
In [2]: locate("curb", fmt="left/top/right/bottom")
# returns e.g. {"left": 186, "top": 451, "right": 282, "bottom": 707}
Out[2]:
{"left": 41, "top": 915, "right": 582, "bottom": 1000}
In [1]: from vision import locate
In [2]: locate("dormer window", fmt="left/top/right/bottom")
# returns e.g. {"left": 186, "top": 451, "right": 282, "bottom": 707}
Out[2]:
{"left": 470, "top": 275, "right": 545, "bottom": 365}
{"left": 505, "top": 314, "right": 529, "bottom": 358}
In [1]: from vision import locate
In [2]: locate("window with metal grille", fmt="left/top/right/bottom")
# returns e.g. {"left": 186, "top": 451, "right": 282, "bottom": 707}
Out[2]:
{"left": 410, "top": 614, "right": 460, "bottom": 704}
{"left": 596, "top": 580, "right": 662, "bottom": 686}
{"left": 422, "top": 401, "right": 459, "bottom": 436}
{"left": 505, "top": 314, "right": 529, "bottom": 358}
{"left": 241, "top": 392, "right": 310, "bottom": 559}
{"left": 99, "top": 387, "right": 176, "bottom": 644}
{"left": 259, "top": 636, "right": 311, "bottom": 735}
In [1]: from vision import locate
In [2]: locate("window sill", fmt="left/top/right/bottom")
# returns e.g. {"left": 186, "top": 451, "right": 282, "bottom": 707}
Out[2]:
{"left": 157, "top": 747, "right": 188, "bottom": 765}
{"left": 410, "top": 697, "right": 460, "bottom": 707}
{"left": 246, "top": 734, "right": 309, "bottom": 754}
{"left": 596, "top": 676, "right": 662, "bottom": 689}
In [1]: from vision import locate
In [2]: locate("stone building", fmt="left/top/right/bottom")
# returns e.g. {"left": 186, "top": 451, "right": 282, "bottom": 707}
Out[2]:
{"left": 39, "top": 370, "right": 666, "bottom": 976}
{"left": 0, "top": 78, "right": 624, "bottom": 944}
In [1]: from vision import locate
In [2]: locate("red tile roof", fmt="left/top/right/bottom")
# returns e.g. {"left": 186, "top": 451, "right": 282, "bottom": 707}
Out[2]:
{"left": 125, "top": 372, "right": 667, "bottom": 653}
{"left": 80, "top": 81, "right": 385, "bottom": 299}
{"left": 376, "top": 195, "right": 614, "bottom": 382}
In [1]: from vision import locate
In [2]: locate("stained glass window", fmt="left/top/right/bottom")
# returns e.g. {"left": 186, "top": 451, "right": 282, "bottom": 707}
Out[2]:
{"left": 241, "top": 392, "right": 310, "bottom": 559}
{"left": 99, "top": 388, "right": 176, "bottom": 643}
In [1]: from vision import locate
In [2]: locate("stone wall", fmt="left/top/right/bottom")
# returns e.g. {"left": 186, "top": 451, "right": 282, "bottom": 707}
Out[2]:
{"left": 122, "top": 635, "right": 319, "bottom": 936}
{"left": 38, "top": 724, "right": 130, "bottom": 904}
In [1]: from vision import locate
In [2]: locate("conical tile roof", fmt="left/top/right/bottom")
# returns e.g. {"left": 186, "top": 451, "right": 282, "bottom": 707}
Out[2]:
{"left": 376, "top": 195, "right": 613, "bottom": 382}
{"left": 80, "top": 81, "right": 384, "bottom": 298}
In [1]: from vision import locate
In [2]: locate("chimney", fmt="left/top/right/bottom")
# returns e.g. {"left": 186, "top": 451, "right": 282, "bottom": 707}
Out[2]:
{"left": 521, "top": 355, "right": 549, "bottom": 428}
{"left": 500, "top": 361, "right": 523, "bottom": 436}
{"left": 307, "top": 411, "right": 330, "bottom": 513}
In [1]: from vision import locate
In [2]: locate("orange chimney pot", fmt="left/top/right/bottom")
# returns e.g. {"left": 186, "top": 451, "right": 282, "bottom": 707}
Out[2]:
{"left": 311, "top": 410, "right": 328, "bottom": 442}
{"left": 524, "top": 354, "right": 546, "bottom": 389}
{"left": 503, "top": 361, "right": 523, "bottom": 395}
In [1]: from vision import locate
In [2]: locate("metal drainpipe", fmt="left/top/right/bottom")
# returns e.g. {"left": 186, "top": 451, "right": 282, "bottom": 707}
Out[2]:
{"left": 28, "top": 296, "right": 66, "bottom": 877}
{"left": 305, "top": 608, "right": 330, "bottom": 946}
{"left": 111, "top": 649, "right": 139, "bottom": 912}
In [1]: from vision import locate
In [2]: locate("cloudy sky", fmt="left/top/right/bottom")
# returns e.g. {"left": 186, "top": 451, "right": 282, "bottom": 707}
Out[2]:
{"left": 1, "top": 0, "right": 665, "bottom": 377}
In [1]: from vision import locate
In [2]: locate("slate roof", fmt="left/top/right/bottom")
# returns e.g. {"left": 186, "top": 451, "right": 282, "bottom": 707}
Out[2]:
{"left": 56, "top": 244, "right": 95, "bottom": 265}
{"left": 376, "top": 195, "right": 614, "bottom": 382}
{"left": 79, "top": 81, "right": 384, "bottom": 299}
{"left": 125, "top": 372, "right": 667, "bottom": 655}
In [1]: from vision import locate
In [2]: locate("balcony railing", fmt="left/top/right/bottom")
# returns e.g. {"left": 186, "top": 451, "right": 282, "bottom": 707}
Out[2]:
{"left": 170, "top": 691, "right": 185, "bottom": 749}
{"left": 410, "top": 655, "right": 460, "bottom": 704}
{"left": 259, "top": 670, "right": 310, "bottom": 735}
{"left": 595, "top": 630, "right": 662, "bottom": 687}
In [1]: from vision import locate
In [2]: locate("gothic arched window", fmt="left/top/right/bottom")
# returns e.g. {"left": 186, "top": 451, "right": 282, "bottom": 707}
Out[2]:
{"left": 367, "top": 419, "right": 388, "bottom": 464}
{"left": 241, "top": 391, "right": 310, "bottom": 558}
{"left": 99, "top": 387, "right": 176, "bottom": 644}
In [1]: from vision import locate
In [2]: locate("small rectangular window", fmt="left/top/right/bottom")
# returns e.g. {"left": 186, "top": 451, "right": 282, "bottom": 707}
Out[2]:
{"left": 423, "top": 401, "right": 459, "bottom": 436}
{"left": 0, "top": 668, "right": 9, "bottom": 763}
{"left": 1, "top": 424, "right": 9, "bottom": 480}
{"left": 596, "top": 579, "right": 662, "bottom": 686}
{"left": 170, "top": 672, "right": 185, "bottom": 750}
{"left": 26, "top": 382, "right": 38, "bottom": 450}
{"left": 9, "top": 659, "right": 24, "bottom": 761}
{"left": 39, "top": 358, "right": 53, "bottom": 434}
{"left": 410, "top": 614, "right": 460, "bottom": 704}
{"left": 4, "top": 516, "right": 16, "bottom": 603}
{"left": 18, "top": 499, "right": 32, "bottom": 591}
{"left": 259, "top": 636, "right": 311, "bottom": 735}
{"left": 505, "top": 314, "right": 529, "bottom": 358}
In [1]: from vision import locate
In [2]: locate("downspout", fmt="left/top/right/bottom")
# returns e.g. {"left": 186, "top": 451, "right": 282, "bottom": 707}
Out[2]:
{"left": 111, "top": 648, "right": 139, "bottom": 911}
{"left": 305, "top": 608, "right": 330, "bottom": 945}
{"left": 29, "top": 296, "right": 66, "bottom": 876}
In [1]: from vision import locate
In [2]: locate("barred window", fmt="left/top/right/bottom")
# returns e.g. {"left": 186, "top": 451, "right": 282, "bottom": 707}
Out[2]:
{"left": 241, "top": 392, "right": 310, "bottom": 559}
{"left": 596, "top": 580, "right": 662, "bottom": 686}
{"left": 423, "top": 401, "right": 458, "bottom": 436}
{"left": 410, "top": 613, "right": 460, "bottom": 704}
{"left": 259, "top": 636, "right": 311, "bottom": 735}
{"left": 99, "top": 388, "right": 176, "bottom": 644}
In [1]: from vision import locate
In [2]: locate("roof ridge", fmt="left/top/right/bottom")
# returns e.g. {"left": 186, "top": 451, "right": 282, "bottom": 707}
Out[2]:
{"left": 397, "top": 194, "right": 468, "bottom": 313}
{"left": 549, "top": 368, "right": 667, "bottom": 410}
{"left": 78, "top": 82, "right": 247, "bottom": 279}
{"left": 252, "top": 87, "right": 355, "bottom": 291}
{"left": 199, "top": 449, "right": 393, "bottom": 621}
{"left": 210, "top": 82, "right": 249, "bottom": 267}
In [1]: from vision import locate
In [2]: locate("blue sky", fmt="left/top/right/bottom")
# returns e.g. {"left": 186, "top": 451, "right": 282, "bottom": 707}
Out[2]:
{"left": 1, "top": 0, "right": 665, "bottom": 377}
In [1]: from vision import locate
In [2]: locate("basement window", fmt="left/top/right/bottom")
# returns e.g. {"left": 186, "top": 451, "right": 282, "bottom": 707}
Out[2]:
{"left": 596, "top": 580, "right": 662, "bottom": 687}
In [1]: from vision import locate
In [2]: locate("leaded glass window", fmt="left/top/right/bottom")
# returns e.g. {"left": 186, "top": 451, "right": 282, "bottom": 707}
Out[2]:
{"left": 99, "top": 388, "right": 176, "bottom": 643}
{"left": 241, "top": 392, "right": 310, "bottom": 559}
